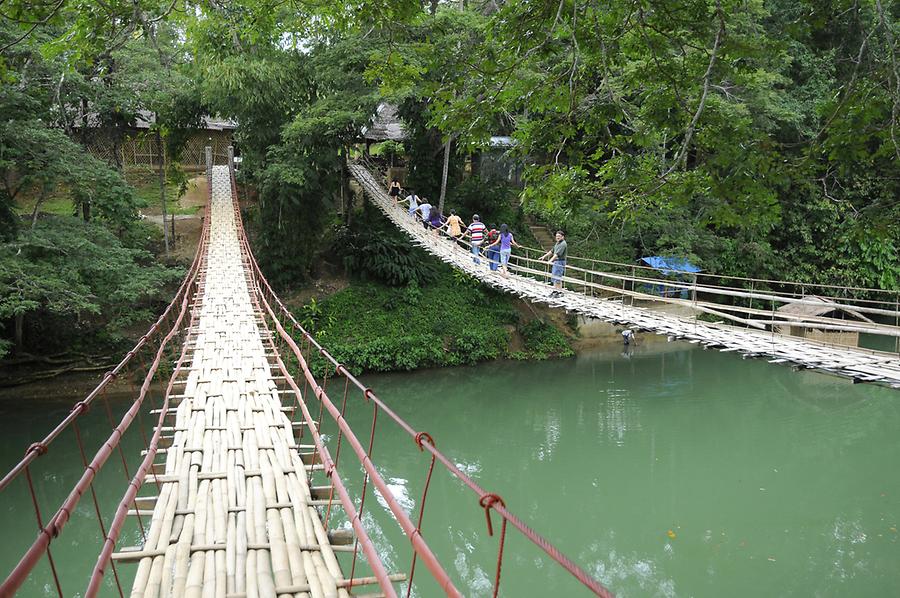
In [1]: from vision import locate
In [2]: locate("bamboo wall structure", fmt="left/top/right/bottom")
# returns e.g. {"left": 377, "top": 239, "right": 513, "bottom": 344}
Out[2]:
{"left": 86, "top": 130, "right": 234, "bottom": 172}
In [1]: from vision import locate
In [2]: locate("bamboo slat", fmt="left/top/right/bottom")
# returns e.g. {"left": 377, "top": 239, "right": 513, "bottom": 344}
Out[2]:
{"left": 349, "top": 162, "right": 900, "bottom": 388}
{"left": 125, "top": 167, "right": 358, "bottom": 598}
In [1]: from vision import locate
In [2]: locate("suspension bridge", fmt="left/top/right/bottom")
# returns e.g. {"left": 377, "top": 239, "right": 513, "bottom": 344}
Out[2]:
{"left": 349, "top": 162, "right": 900, "bottom": 388}
{"left": 3, "top": 149, "right": 899, "bottom": 598}
{"left": 0, "top": 152, "right": 612, "bottom": 598}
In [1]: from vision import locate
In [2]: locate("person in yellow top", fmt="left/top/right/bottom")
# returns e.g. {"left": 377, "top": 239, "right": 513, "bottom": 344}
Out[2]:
{"left": 443, "top": 209, "right": 465, "bottom": 244}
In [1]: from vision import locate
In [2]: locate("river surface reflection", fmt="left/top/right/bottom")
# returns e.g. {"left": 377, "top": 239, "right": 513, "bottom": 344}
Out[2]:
{"left": 2, "top": 342, "right": 899, "bottom": 596}
{"left": 328, "top": 342, "right": 900, "bottom": 597}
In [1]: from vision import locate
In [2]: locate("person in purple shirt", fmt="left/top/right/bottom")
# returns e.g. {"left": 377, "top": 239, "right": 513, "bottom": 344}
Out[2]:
{"left": 487, "top": 223, "right": 522, "bottom": 276}
{"left": 428, "top": 207, "right": 443, "bottom": 236}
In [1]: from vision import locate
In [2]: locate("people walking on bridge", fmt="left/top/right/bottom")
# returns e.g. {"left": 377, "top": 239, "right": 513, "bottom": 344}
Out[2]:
{"left": 428, "top": 206, "right": 444, "bottom": 236}
{"left": 465, "top": 214, "right": 487, "bottom": 264}
{"left": 405, "top": 188, "right": 419, "bottom": 218}
{"left": 540, "top": 230, "right": 567, "bottom": 294}
{"left": 416, "top": 199, "right": 433, "bottom": 230}
{"left": 485, "top": 224, "right": 500, "bottom": 271}
{"left": 444, "top": 209, "right": 465, "bottom": 245}
{"left": 388, "top": 179, "right": 402, "bottom": 199}
{"left": 488, "top": 223, "right": 522, "bottom": 276}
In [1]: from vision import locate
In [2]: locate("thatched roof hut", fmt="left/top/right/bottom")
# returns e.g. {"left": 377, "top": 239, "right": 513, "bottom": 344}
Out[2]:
{"left": 362, "top": 103, "right": 406, "bottom": 143}
{"left": 776, "top": 295, "right": 873, "bottom": 347}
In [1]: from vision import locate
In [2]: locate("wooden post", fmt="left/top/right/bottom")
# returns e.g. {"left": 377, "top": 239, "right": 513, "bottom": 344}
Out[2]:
{"left": 749, "top": 281, "right": 754, "bottom": 314}
{"left": 771, "top": 297, "right": 776, "bottom": 339}
{"left": 158, "top": 129, "right": 170, "bottom": 254}
{"left": 894, "top": 293, "right": 900, "bottom": 353}
{"left": 206, "top": 146, "right": 213, "bottom": 190}
{"left": 630, "top": 266, "right": 636, "bottom": 306}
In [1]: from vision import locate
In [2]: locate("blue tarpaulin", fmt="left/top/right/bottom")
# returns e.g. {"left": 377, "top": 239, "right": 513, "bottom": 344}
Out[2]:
{"left": 640, "top": 256, "right": 701, "bottom": 276}
{"left": 639, "top": 257, "right": 701, "bottom": 298}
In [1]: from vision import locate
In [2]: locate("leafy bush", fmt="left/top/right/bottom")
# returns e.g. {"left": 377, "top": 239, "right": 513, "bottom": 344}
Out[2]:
{"left": 301, "top": 273, "right": 523, "bottom": 375}
{"left": 332, "top": 203, "right": 439, "bottom": 286}
{"left": 335, "top": 227, "right": 438, "bottom": 286}
{"left": 446, "top": 176, "right": 521, "bottom": 228}
{"left": 369, "top": 140, "right": 405, "bottom": 161}
{"left": 519, "top": 319, "right": 574, "bottom": 360}
{"left": 0, "top": 216, "right": 183, "bottom": 355}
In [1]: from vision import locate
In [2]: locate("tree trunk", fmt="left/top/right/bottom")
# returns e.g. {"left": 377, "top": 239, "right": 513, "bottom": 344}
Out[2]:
{"left": 82, "top": 199, "right": 91, "bottom": 222}
{"left": 80, "top": 97, "right": 89, "bottom": 144}
{"left": 157, "top": 128, "right": 170, "bottom": 253}
{"left": 438, "top": 137, "right": 451, "bottom": 214}
{"left": 14, "top": 312, "right": 24, "bottom": 353}
{"left": 31, "top": 186, "right": 47, "bottom": 229}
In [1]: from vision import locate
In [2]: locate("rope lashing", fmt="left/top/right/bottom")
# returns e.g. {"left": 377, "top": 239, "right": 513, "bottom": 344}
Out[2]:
{"left": 414, "top": 431, "right": 435, "bottom": 451}
{"left": 26, "top": 442, "right": 49, "bottom": 457}
{"left": 479, "top": 493, "right": 506, "bottom": 537}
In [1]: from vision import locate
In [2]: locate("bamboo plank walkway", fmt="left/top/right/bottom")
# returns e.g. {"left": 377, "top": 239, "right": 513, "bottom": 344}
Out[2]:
{"left": 124, "top": 166, "right": 350, "bottom": 598}
{"left": 349, "top": 163, "right": 900, "bottom": 389}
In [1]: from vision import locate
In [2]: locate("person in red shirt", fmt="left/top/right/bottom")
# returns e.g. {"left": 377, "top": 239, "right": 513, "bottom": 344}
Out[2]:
{"left": 485, "top": 224, "right": 500, "bottom": 271}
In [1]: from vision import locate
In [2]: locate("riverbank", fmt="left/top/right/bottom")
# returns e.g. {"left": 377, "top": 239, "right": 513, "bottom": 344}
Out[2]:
{"left": 0, "top": 177, "right": 204, "bottom": 384}
{"left": 283, "top": 271, "right": 575, "bottom": 377}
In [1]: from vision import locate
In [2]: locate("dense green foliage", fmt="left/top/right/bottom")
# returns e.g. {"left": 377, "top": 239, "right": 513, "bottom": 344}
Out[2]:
{"left": 371, "top": 1, "right": 900, "bottom": 288}
{"left": 300, "top": 272, "right": 572, "bottom": 376}
{"left": 0, "top": 8, "right": 195, "bottom": 358}
{"left": 0, "top": 217, "right": 182, "bottom": 358}
{"left": 2, "top": 0, "right": 897, "bottom": 366}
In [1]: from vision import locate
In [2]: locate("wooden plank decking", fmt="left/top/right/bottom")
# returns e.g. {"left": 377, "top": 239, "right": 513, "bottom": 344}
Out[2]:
{"left": 349, "top": 163, "right": 900, "bottom": 389}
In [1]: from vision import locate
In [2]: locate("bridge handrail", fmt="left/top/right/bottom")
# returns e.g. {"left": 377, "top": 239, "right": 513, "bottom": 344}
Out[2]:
{"left": 0, "top": 183, "right": 210, "bottom": 596}
{"left": 355, "top": 161, "right": 900, "bottom": 344}
{"left": 518, "top": 246, "right": 900, "bottom": 297}
{"left": 238, "top": 196, "right": 613, "bottom": 594}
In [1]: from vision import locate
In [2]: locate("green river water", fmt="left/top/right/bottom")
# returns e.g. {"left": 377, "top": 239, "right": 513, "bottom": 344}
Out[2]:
{"left": 2, "top": 341, "right": 899, "bottom": 597}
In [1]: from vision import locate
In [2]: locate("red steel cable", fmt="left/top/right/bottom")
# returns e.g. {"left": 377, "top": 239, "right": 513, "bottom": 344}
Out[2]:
{"left": 1, "top": 195, "right": 208, "bottom": 597}
{"left": 238, "top": 175, "right": 613, "bottom": 597}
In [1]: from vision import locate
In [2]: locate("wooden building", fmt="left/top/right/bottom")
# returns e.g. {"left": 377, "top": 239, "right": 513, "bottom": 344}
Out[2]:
{"left": 81, "top": 110, "right": 236, "bottom": 172}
